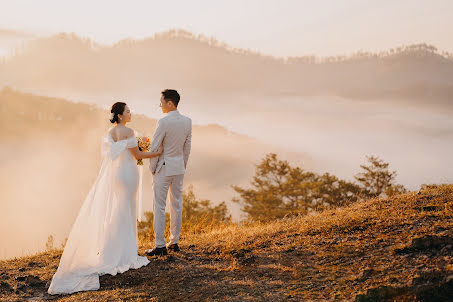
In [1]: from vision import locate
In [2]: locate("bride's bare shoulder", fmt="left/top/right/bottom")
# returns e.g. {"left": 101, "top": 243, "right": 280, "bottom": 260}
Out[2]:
{"left": 109, "top": 126, "right": 135, "bottom": 141}
{"left": 124, "top": 127, "right": 135, "bottom": 138}
{"left": 108, "top": 126, "right": 117, "bottom": 138}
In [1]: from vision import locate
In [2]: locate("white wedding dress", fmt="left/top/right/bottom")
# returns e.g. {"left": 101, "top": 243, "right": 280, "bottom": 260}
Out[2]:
{"left": 48, "top": 132, "right": 150, "bottom": 295}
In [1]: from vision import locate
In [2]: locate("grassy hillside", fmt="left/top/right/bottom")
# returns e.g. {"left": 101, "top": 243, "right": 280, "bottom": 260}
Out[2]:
{"left": 1, "top": 185, "right": 451, "bottom": 301}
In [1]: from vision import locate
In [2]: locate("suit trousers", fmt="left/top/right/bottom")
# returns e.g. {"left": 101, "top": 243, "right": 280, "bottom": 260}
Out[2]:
{"left": 152, "top": 164, "right": 184, "bottom": 248}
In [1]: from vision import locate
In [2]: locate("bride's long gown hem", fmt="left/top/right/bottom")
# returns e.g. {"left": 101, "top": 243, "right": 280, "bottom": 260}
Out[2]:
{"left": 47, "top": 133, "right": 150, "bottom": 295}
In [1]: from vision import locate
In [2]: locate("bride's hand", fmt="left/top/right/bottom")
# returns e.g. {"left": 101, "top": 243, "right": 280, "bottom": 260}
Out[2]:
{"left": 157, "top": 145, "right": 164, "bottom": 155}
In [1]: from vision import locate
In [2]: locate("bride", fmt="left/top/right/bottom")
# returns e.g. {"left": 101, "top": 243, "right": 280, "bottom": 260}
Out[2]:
{"left": 48, "top": 102, "right": 163, "bottom": 295}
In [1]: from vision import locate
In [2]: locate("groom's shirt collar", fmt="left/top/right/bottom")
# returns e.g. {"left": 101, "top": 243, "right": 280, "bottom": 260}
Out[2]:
{"left": 167, "top": 110, "right": 179, "bottom": 116}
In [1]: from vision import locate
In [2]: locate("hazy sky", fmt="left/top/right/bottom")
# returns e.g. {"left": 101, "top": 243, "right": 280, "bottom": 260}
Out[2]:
{"left": 0, "top": 0, "right": 452, "bottom": 56}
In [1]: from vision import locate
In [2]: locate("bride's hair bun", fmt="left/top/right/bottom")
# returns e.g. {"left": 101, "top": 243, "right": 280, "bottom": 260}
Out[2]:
{"left": 110, "top": 102, "right": 127, "bottom": 124}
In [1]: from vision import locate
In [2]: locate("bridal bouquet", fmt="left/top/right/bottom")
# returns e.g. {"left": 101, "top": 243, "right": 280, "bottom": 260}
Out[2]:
{"left": 137, "top": 136, "right": 151, "bottom": 165}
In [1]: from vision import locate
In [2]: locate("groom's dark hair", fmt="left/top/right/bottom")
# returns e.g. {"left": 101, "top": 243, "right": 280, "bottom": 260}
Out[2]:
{"left": 161, "top": 89, "right": 180, "bottom": 107}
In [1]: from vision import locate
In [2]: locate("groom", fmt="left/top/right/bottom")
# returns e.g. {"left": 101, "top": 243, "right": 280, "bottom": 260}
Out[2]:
{"left": 145, "top": 89, "right": 192, "bottom": 256}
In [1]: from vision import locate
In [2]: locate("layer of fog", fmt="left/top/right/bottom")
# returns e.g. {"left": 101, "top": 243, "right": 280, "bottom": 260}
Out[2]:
{"left": 32, "top": 88, "right": 453, "bottom": 193}
{"left": 88, "top": 91, "right": 453, "bottom": 191}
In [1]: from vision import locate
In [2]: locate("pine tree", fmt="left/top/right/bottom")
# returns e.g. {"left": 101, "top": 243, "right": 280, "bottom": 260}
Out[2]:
{"left": 232, "top": 153, "right": 362, "bottom": 221}
{"left": 354, "top": 155, "right": 407, "bottom": 198}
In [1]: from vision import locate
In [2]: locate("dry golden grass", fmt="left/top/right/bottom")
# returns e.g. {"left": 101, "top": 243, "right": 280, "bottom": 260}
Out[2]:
{"left": 1, "top": 185, "right": 452, "bottom": 301}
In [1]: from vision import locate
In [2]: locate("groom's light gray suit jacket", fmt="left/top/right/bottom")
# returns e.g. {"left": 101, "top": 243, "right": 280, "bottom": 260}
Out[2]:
{"left": 149, "top": 110, "right": 192, "bottom": 176}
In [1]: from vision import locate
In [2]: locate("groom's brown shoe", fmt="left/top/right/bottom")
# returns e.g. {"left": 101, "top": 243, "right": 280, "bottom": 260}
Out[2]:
{"left": 145, "top": 247, "right": 168, "bottom": 256}
{"left": 167, "top": 243, "right": 180, "bottom": 252}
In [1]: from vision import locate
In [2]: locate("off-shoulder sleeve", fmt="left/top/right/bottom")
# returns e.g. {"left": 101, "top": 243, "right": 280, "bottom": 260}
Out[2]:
{"left": 127, "top": 136, "right": 138, "bottom": 148}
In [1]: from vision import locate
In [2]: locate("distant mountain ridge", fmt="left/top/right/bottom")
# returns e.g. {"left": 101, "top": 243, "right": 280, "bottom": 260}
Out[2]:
{"left": 1, "top": 29, "right": 453, "bottom": 104}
